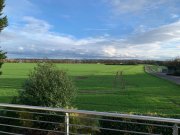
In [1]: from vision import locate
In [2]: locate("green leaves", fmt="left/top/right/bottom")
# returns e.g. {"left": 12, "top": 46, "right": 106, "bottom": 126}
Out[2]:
{"left": 0, "top": 0, "right": 8, "bottom": 32}
{"left": 17, "top": 63, "right": 77, "bottom": 108}
{"left": 0, "top": 49, "right": 7, "bottom": 75}
{"left": 0, "top": 0, "right": 5, "bottom": 14}
{"left": 0, "top": 0, "right": 8, "bottom": 75}
{"left": 0, "top": 15, "right": 7, "bottom": 32}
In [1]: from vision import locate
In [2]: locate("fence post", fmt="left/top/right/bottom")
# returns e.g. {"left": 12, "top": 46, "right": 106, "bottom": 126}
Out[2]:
{"left": 65, "top": 113, "right": 69, "bottom": 135}
{"left": 172, "top": 124, "right": 178, "bottom": 135}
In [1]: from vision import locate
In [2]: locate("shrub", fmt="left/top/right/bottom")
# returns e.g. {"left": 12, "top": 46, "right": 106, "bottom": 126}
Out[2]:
{"left": 69, "top": 112, "right": 99, "bottom": 134}
{"left": 16, "top": 63, "right": 77, "bottom": 108}
{"left": 0, "top": 49, "right": 7, "bottom": 75}
{"left": 10, "top": 63, "right": 77, "bottom": 134}
{"left": 99, "top": 116, "right": 174, "bottom": 135}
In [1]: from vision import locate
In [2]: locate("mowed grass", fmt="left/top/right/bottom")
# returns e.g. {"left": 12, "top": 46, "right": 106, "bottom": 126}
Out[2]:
{"left": 0, "top": 63, "right": 179, "bottom": 117}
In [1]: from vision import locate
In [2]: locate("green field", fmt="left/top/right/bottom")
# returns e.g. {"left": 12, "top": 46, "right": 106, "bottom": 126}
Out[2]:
{"left": 0, "top": 63, "right": 179, "bottom": 117}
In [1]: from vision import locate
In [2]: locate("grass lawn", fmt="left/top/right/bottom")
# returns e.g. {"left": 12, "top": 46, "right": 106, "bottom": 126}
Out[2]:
{"left": 0, "top": 63, "right": 179, "bottom": 117}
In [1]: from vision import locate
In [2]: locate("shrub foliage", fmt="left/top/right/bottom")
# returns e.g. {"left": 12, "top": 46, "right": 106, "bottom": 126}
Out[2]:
{"left": 17, "top": 63, "right": 77, "bottom": 108}
{"left": 0, "top": 0, "right": 8, "bottom": 75}
{"left": 0, "top": 49, "right": 6, "bottom": 75}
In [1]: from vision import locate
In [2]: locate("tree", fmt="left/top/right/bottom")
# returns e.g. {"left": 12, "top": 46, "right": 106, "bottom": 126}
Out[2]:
{"left": 16, "top": 63, "right": 77, "bottom": 108}
{"left": 0, "top": 0, "right": 8, "bottom": 75}
{"left": 0, "top": 49, "right": 6, "bottom": 75}
{"left": 0, "top": 0, "right": 8, "bottom": 32}
{"left": 11, "top": 63, "right": 77, "bottom": 135}
{"left": 166, "top": 57, "right": 180, "bottom": 76}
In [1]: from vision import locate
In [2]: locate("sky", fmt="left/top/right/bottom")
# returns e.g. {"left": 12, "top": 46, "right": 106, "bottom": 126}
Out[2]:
{"left": 0, "top": 0, "right": 180, "bottom": 60}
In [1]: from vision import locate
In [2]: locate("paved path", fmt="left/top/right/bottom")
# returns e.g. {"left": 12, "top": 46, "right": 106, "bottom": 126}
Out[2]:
{"left": 145, "top": 65, "right": 180, "bottom": 85}
{"left": 152, "top": 72, "right": 180, "bottom": 85}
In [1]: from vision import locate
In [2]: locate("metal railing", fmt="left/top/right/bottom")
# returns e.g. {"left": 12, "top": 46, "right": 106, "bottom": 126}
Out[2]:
{"left": 0, "top": 103, "right": 179, "bottom": 135}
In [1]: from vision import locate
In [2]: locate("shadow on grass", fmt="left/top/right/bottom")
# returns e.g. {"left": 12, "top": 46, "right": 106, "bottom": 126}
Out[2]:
{"left": 0, "top": 96, "right": 15, "bottom": 103}
{"left": 0, "top": 73, "right": 179, "bottom": 93}
{"left": 0, "top": 73, "right": 179, "bottom": 115}
{"left": 0, "top": 78, "right": 25, "bottom": 89}
{"left": 73, "top": 73, "right": 180, "bottom": 91}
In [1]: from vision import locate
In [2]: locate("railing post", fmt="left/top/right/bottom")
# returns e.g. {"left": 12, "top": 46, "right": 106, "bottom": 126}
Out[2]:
{"left": 65, "top": 113, "right": 69, "bottom": 135}
{"left": 172, "top": 124, "right": 178, "bottom": 135}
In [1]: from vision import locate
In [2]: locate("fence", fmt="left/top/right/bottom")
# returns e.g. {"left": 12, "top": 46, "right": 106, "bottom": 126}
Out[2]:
{"left": 0, "top": 103, "right": 179, "bottom": 135}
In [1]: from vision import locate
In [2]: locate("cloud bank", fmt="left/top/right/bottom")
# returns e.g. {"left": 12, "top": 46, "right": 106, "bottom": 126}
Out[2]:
{"left": 0, "top": 16, "right": 180, "bottom": 59}
{"left": 105, "top": 0, "right": 174, "bottom": 15}
{"left": 0, "top": 0, "right": 180, "bottom": 60}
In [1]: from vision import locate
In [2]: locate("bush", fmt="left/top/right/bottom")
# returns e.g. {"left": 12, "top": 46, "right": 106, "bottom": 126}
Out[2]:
{"left": 69, "top": 112, "right": 99, "bottom": 134}
{"left": 0, "top": 49, "right": 7, "bottom": 75}
{"left": 99, "top": 116, "right": 174, "bottom": 135}
{"left": 9, "top": 63, "right": 77, "bottom": 134}
{"left": 16, "top": 63, "right": 77, "bottom": 108}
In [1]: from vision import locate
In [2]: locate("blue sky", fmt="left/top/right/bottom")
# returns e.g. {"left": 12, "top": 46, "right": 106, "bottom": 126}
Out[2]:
{"left": 0, "top": 0, "right": 180, "bottom": 59}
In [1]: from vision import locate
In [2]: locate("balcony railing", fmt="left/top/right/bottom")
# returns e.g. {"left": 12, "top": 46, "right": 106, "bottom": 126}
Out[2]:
{"left": 0, "top": 103, "right": 179, "bottom": 135}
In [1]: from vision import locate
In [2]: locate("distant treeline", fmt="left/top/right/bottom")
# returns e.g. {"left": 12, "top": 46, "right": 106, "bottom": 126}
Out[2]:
{"left": 3, "top": 58, "right": 169, "bottom": 65}
{"left": 163, "top": 58, "right": 180, "bottom": 76}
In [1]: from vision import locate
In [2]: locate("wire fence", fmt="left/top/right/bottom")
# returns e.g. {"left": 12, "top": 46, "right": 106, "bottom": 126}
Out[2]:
{"left": 0, "top": 103, "right": 179, "bottom": 135}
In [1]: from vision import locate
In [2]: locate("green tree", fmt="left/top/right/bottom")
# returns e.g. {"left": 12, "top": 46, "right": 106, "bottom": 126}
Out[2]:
{"left": 0, "top": 0, "right": 8, "bottom": 75}
{"left": 0, "top": 0, "right": 8, "bottom": 32}
{"left": 0, "top": 49, "right": 6, "bottom": 75}
{"left": 17, "top": 63, "right": 77, "bottom": 108}
{"left": 11, "top": 63, "right": 77, "bottom": 135}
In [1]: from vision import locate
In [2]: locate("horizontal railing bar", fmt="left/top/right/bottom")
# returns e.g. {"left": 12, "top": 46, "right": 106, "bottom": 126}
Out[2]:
{"left": 0, "top": 123, "right": 65, "bottom": 134}
{"left": 69, "top": 124, "right": 161, "bottom": 135}
{"left": 0, "top": 103, "right": 179, "bottom": 124}
{"left": 0, "top": 109, "right": 173, "bottom": 128}
{"left": 68, "top": 133, "right": 87, "bottom": 135}
{"left": 70, "top": 115, "right": 173, "bottom": 128}
{"left": 0, "top": 123, "right": 82, "bottom": 135}
{"left": 0, "top": 131, "right": 24, "bottom": 135}
{"left": 0, "top": 115, "right": 172, "bottom": 134}
{"left": 0, "top": 116, "right": 172, "bottom": 134}
{"left": 0, "top": 115, "right": 64, "bottom": 126}
{"left": 0, "top": 108, "right": 65, "bottom": 117}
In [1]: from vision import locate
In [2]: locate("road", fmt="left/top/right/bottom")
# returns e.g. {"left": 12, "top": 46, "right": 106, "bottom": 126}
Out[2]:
{"left": 152, "top": 72, "right": 180, "bottom": 85}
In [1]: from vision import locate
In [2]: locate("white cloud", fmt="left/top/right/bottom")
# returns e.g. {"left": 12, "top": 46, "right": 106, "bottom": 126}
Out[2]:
{"left": 171, "top": 14, "right": 179, "bottom": 19}
{"left": 176, "top": 45, "right": 180, "bottom": 49}
{"left": 1, "top": 16, "right": 180, "bottom": 59}
{"left": 18, "top": 47, "right": 24, "bottom": 51}
{"left": 128, "top": 21, "right": 180, "bottom": 44}
{"left": 22, "top": 16, "right": 52, "bottom": 33}
{"left": 107, "top": 0, "right": 148, "bottom": 13}
{"left": 103, "top": 46, "right": 117, "bottom": 56}
{"left": 0, "top": 16, "right": 108, "bottom": 58}
{"left": 105, "top": 0, "right": 168, "bottom": 14}
{"left": 133, "top": 25, "right": 151, "bottom": 33}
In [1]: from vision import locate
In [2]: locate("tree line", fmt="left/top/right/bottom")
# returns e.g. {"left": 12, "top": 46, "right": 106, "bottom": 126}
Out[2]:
{"left": 3, "top": 58, "right": 176, "bottom": 65}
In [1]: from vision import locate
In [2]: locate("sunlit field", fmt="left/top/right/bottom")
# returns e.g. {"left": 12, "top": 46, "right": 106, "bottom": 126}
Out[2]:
{"left": 0, "top": 63, "right": 179, "bottom": 117}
